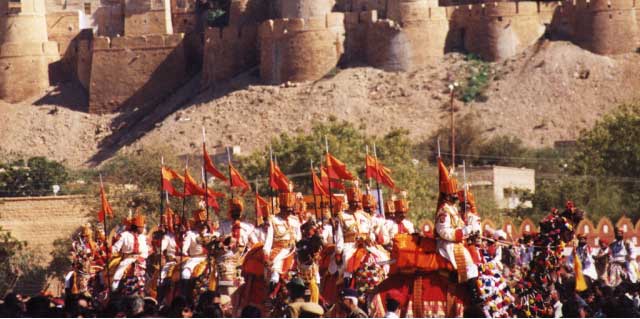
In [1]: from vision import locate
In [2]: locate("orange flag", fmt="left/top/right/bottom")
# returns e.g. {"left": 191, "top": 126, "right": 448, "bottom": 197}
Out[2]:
{"left": 321, "top": 165, "right": 344, "bottom": 190}
{"left": 205, "top": 187, "right": 225, "bottom": 212}
{"left": 255, "top": 193, "right": 269, "bottom": 226}
{"left": 203, "top": 144, "right": 228, "bottom": 181}
{"left": 162, "top": 166, "right": 185, "bottom": 197}
{"left": 269, "top": 159, "right": 290, "bottom": 192}
{"left": 326, "top": 153, "right": 354, "bottom": 180}
{"left": 312, "top": 167, "right": 328, "bottom": 196}
{"left": 229, "top": 164, "right": 251, "bottom": 193}
{"left": 184, "top": 169, "right": 206, "bottom": 196}
{"left": 365, "top": 155, "right": 396, "bottom": 190}
{"left": 97, "top": 184, "right": 113, "bottom": 223}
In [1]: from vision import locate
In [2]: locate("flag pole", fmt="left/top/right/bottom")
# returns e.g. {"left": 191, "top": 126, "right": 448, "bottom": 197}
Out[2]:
{"left": 311, "top": 159, "right": 319, "bottom": 222}
{"left": 372, "top": 144, "right": 384, "bottom": 218}
{"left": 160, "top": 157, "right": 165, "bottom": 230}
{"left": 202, "top": 127, "right": 210, "bottom": 222}
{"left": 269, "top": 146, "right": 276, "bottom": 216}
{"left": 449, "top": 83, "right": 456, "bottom": 168}
{"left": 99, "top": 174, "right": 111, "bottom": 295}
{"left": 179, "top": 158, "right": 188, "bottom": 292}
{"left": 437, "top": 137, "right": 441, "bottom": 159}
{"left": 324, "top": 136, "right": 333, "bottom": 214}
{"left": 158, "top": 157, "right": 165, "bottom": 291}
{"left": 463, "top": 160, "right": 467, "bottom": 216}
{"left": 227, "top": 147, "right": 234, "bottom": 199}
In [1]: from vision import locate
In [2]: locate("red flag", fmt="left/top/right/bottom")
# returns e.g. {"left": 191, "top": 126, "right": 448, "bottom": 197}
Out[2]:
{"left": 312, "top": 167, "right": 328, "bottom": 196}
{"left": 229, "top": 164, "right": 251, "bottom": 193}
{"left": 184, "top": 169, "right": 206, "bottom": 196}
{"left": 162, "top": 166, "right": 185, "bottom": 197}
{"left": 269, "top": 159, "right": 290, "bottom": 192}
{"left": 321, "top": 165, "right": 344, "bottom": 190}
{"left": 255, "top": 193, "right": 269, "bottom": 226}
{"left": 97, "top": 184, "right": 113, "bottom": 223}
{"left": 365, "top": 155, "right": 396, "bottom": 190}
{"left": 326, "top": 153, "right": 354, "bottom": 180}
{"left": 205, "top": 187, "right": 225, "bottom": 212}
{"left": 203, "top": 144, "right": 228, "bottom": 181}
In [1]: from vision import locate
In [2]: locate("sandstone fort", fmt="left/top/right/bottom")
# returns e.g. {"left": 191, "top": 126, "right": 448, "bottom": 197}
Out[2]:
{"left": 1, "top": 0, "right": 638, "bottom": 113}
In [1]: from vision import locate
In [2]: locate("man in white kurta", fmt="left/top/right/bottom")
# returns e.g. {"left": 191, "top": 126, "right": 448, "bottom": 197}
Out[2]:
{"left": 111, "top": 216, "right": 149, "bottom": 291}
{"left": 566, "top": 234, "right": 598, "bottom": 281}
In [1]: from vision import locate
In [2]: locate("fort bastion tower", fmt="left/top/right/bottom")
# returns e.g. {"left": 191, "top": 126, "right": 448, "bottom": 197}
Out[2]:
{"left": 259, "top": 0, "right": 346, "bottom": 84}
{"left": 0, "top": 0, "right": 59, "bottom": 102}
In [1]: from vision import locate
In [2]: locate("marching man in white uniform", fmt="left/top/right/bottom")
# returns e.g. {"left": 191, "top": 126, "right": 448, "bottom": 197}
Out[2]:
{"left": 111, "top": 213, "right": 149, "bottom": 291}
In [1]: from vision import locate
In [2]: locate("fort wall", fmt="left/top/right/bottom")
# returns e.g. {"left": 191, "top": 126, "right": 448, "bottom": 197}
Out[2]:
{"left": 278, "top": 0, "right": 336, "bottom": 18}
{"left": 124, "top": 0, "right": 173, "bottom": 36}
{"left": 573, "top": 0, "right": 639, "bottom": 54}
{"left": 0, "top": 0, "right": 59, "bottom": 102}
{"left": 259, "top": 13, "right": 346, "bottom": 84}
{"left": 88, "top": 33, "right": 188, "bottom": 113}
{"left": 201, "top": 25, "right": 258, "bottom": 88}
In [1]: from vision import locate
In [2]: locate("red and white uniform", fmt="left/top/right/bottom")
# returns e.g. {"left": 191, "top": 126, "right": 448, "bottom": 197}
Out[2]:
{"left": 435, "top": 203, "right": 478, "bottom": 281}
{"left": 111, "top": 231, "right": 149, "bottom": 291}
{"left": 181, "top": 230, "right": 209, "bottom": 279}
{"left": 218, "top": 220, "right": 258, "bottom": 250}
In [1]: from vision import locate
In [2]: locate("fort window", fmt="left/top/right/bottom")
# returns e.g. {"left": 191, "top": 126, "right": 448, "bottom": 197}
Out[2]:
{"left": 8, "top": 0, "right": 21, "bottom": 14}
{"left": 497, "top": 16, "right": 503, "bottom": 21}
{"left": 84, "top": 2, "right": 91, "bottom": 15}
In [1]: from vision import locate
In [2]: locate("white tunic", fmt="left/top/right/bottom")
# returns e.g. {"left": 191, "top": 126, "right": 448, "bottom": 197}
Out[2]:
{"left": 435, "top": 203, "right": 478, "bottom": 280}
{"left": 218, "top": 220, "right": 258, "bottom": 248}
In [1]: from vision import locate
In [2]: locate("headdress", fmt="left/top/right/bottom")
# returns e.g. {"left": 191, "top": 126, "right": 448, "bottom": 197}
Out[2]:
{"left": 393, "top": 191, "right": 409, "bottom": 213}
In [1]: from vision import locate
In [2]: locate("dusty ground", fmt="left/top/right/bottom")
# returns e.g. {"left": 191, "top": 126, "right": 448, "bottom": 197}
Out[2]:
{"left": 1, "top": 40, "right": 639, "bottom": 168}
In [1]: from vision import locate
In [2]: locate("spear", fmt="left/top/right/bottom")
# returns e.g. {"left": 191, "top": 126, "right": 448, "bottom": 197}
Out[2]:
{"left": 226, "top": 147, "right": 233, "bottom": 199}
{"left": 202, "top": 127, "right": 210, "bottom": 222}
{"left": 372, "top": 143, "right": 384, "bottom": 218}
{"left": 463, "top": 160, "right": 467, "bottom": 216}
{"left": 269, "top": 146, "right": 276, "bottom": 216}
{"left": 158, "top": 157, "right": 165, "bottom": 291}
{"left": 311, "top": 159, "right": 319, "bottom": 222}
{"left": 99, "top": 174, "right": 111, "bottom": 295}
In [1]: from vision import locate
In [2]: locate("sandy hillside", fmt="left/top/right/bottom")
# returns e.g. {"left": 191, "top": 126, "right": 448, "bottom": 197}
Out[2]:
{"left": 1, "top": 40, "right": 639, "bottom": 167}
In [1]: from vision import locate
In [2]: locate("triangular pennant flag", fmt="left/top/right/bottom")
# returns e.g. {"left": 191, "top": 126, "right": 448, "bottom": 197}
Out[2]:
{"left": 229, "top": 164, "right": 251, "bottom": 193}
{"left": 203, "top": 144, "right": 228, "bottom": 181}
{"left": 97, "top": 184, "right": 113, "bottom": 223}
{"left": 325, "top": 153, "right": 355, "bottom": 180}
{"left": 255, "top": 193, "right": 269, "bottom": 226}
{"left": 184, "top": 169, "right": 206, "bottom": 196}
{"left": 312, "top": 167, "right": 328, "bottom": 196}
{"left": 162, "top": 166, "right": 185, "bottom": 197}
{"left": 321, "top": 165, "right": 344, "bottom": 190}
{"left": 269, "top": 159, "right": 291, "bottom": 192}
{"left": 365, "top": 155, "right": 397, "bottom": 190}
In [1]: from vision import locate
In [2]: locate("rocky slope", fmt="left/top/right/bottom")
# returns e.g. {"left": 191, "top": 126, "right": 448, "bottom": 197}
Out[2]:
{"left": 1, "top": 40, "right": 639, "bottom": 167}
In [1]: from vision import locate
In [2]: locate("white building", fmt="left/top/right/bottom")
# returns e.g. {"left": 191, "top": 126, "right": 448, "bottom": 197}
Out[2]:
{"left": 466, "top": 166, "right": 535, "bottom": 209}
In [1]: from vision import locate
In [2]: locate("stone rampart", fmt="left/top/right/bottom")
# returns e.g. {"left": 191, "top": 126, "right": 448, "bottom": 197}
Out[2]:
{"left": 259, "top": 13, "right": 346, "bottom": 83}
{"left": 573, "top": 0, "right": 639, "bottom": 54}
{"left": 202, "top": 25, "right": 258, "bottom": 88}
{"left": 88, "top": 33, "right": 188, "bottom": 113}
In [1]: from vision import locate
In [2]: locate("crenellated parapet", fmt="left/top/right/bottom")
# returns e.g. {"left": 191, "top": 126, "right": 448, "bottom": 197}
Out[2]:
{"left": 201, "top": 24, "right": 259, "bottom": 88}
{"left": 259, "top": 13, "right": 346, "bottom": 83}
